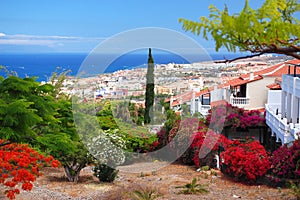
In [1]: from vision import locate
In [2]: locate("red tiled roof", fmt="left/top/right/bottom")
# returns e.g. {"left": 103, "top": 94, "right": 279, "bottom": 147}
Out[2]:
{"left": 195, "top": 88, "right": 210, "bottom": 98}
{"left": 168, "top": 90, "right": 194, "bottom": 106}
{"left": 165, "top": 90, "right": 193, "bottom": 103}
{"left": 165, "top": 59, "right": 300, "bottom": 107}
{"left": 226, "top": 59, "right": 300, "bottom": 87}
{"left": 171, "top": 100, "right": 180, "bottom": 107}
{"left": 227, "top": 75, "right": 263, "bottom": 87}
{"left": 255, "top": 59, "right": 300, "bottom": 77}
{"left": 266, "top": 83, "right": 281, "bottom": 90}
{"left": 248, "top": 107, "right": 265, "bottom": 113}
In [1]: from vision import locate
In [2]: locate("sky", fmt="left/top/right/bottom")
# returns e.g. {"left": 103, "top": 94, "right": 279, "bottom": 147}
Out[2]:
{"left": 0, "top": 0, "right": 268, "bottom": 54}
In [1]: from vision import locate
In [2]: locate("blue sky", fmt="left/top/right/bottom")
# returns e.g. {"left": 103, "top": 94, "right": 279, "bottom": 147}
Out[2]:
{"left": 0, "top": 0, "right": 267, "bottom": 54}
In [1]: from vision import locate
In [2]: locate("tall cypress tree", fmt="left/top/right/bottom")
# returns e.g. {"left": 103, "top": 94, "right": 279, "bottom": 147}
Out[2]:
{"left": 144, "top": 48, "right": 155, "bottom": 124}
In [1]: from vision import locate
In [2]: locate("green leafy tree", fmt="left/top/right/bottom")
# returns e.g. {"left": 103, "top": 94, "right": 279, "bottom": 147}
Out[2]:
{"left": 0, "top": 73, "right": 92, "bottom": 183}
{"left": 0, "top": 76, "right": 57, "bottom": 144}
{"left": 144, "top": 48, "right": 155, "bottom": 124}
{"left": 179, "top": 0, "right": 300, "bottom": 61}
{"left": 37, "top": 98, "right": 93, "bottom": 182}
{"left": 49, "top": 68, "right": 71, "bottom": 98}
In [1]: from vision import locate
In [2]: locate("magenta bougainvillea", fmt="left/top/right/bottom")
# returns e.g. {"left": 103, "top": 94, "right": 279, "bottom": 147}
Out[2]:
{"left": 206, "top": 103, "right": 265, "bottom": 129}
{"left": 270, "top": 139, "right": 300, "bottom": 179}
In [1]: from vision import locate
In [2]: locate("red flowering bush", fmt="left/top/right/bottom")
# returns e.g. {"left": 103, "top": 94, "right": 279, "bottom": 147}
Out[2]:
{"left": 155, "top": 118, "right": 200, "bottom": 164}
{"left": 270, "top": 139, "right": 300, "bottom": 179}
{"left": 0, "top": 139, "right": 61, "bottom": 199}
{"left": 170, "top": 118, "right": 200, "bottom": 164}
{"left": 191, "top": 128, "right": 231, "bottom": 167}
{"left": 220, "top": 139, "right": 270, "bottom": 184}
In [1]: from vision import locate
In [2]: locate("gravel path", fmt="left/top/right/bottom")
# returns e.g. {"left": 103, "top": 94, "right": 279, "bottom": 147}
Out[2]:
{"left": 0, "top": 163, "right": 297, "bottom": 200}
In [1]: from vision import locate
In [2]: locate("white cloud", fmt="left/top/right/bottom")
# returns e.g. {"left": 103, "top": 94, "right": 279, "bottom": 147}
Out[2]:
{"left": 0, "top": 33, "right": 105, "bottom": 46}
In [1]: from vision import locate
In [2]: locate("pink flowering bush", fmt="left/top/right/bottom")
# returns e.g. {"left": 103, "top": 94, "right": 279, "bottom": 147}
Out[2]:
{"left": 270, "top": 139, "right": 300, "bottom": 179}
{"left": 206, "top": 103, "right": 265, "bottom": 129}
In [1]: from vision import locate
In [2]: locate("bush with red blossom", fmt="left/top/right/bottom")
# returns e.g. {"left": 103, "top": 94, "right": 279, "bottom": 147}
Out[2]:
{"left": 170, "top": 118, "right": 200, "bottom": 164}
{"left": 0, "top": 140, "right": 61, "bottom": 200}
{"left": 155, "top": 118, "right": 200, "bottom": 164}
{"left": 191, "top": 128, "right": 231, "bottom": 167}
{"left": 270, "top": 139, "right": 300, "bottom": 179}
{"left": 220, "top": 139, "right": 270, "bottom": 184}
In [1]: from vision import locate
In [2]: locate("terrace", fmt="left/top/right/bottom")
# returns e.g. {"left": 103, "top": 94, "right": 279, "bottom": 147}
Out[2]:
{"left": 265, "top": 74, "right": 300, "bottom": 144}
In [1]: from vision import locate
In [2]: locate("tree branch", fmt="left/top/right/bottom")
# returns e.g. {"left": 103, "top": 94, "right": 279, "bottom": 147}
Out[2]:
{"left": 214, "top": 52, "right": 265, "bottom": 63}
{"left": 291, "top": 45, "right": 300, "bottom": 51}
{"left": 214, "top": 43, "right": 300, "bottom": 63}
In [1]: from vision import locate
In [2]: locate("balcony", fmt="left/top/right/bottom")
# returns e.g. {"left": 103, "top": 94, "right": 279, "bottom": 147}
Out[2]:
{"left": 282, "top": 74, "right": 300, "bottom": 98}
{"left": 282, "top": 74, "right": 295, "bottom": 93}
{"left": 199, "top": 105, "right": 211, "bottom": 116}
{"left": 230, "top": 97, "right": 250, "bottom": 107}
{"left": 265, "top": 103, "right": 299, "bottom": 144}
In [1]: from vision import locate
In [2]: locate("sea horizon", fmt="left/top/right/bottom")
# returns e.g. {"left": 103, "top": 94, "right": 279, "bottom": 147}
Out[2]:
{"left": 0, "top": 52, "right": 246, "bottom": 82}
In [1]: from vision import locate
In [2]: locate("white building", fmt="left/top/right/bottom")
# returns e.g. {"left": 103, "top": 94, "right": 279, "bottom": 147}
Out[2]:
{"left": 266, "top": 67, "right": 300, "bottom": 145}
{"left": 166, "top": 59, "right": 300, "bottom": 121}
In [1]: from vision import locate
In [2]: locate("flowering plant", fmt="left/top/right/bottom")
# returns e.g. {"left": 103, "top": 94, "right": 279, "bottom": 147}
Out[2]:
{"left": 166, "top": 118, "right": 198, "bottom": 161}
{"left": 220, "top": 139, "right": 270, "bottom": 184}
{"left": 191, "top": 128, "right": 231, "bottom": 167}
{"left": 86, "top": 129, "right": 127, "bottom": 166}
{"left": 270, "top": 139, "right": 300, "bottom": 179}
{"left": 86, "top": 130, "right": 127, "bottom": 182}
{"left": 207, "top": 103, "right": 265, "bottom": 129}
{"left": 0, "top": 139, "right": 60, "bottom": 199}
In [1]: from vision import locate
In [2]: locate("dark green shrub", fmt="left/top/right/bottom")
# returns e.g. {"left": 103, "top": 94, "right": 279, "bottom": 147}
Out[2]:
{"left": 93, "top": 164, "right": 119, "bottom": 182}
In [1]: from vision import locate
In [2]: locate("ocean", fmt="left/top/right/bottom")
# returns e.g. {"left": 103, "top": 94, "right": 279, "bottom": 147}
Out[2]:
{"left": 0, "top": 53, "right": 239, "bottom": 82}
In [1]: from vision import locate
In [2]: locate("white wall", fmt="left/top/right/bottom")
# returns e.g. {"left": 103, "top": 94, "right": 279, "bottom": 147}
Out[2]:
{"left": 246, "top": 77, "right": 275, "bottom": 109}
{"left": 267, "top": 90, "right": 282, "bottom": 104}
{"left": 211, "top": 88, "right": 226, "bottom": 102}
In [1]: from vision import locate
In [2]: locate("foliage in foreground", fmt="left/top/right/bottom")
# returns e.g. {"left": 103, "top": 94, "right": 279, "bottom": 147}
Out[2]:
{"left": 93, "top": 164, "right": 119, "bottom": 183}
{"left": 221, "top": 139, "right": 270, "bottom": 184}
{"left": 270, "top": 139, "right": 300, "bottom": 179}
{"left": 290, "top": 182, "right": 300, "bottom": 200}
{"left": 179, "top": 0, "right": 300, "bottom": 60}
{"left": 0, "top": 140, "right": 60, "bottom": 200}
{"left": 0, "top": 74, "right": 93, "bottom": 183}
{"left": 176, "top": 177, "right": 208, "bottom": 194}
{"left": 37, "top": 98, "right": 93, "bottom": 182}
{"left": 131, "top": 187, "right": 162, "bottom": 200}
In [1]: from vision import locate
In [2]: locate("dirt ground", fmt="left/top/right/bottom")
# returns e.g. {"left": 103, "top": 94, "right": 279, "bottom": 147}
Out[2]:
{"left": 1, "top": 162, "right": 297, "bottom": 200}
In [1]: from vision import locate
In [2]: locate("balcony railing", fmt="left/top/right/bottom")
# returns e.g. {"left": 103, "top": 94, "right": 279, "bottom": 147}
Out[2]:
{"left": 265, "top": 103, "right": 299, "bottom": 144}
{"left": 282, "top": 74, "right": 295, "bottom": 93}
{"left": 230, "top": 97, "right": 250, "bottom": 106}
